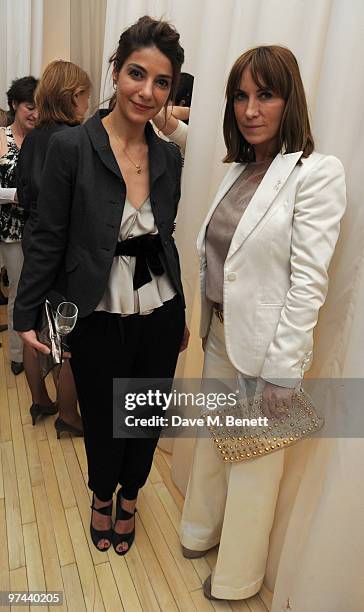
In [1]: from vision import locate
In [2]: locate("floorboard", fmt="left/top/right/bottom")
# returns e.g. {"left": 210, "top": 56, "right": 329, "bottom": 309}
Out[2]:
{"left": 0, "top": 304, "right": 271, "bottom": 611}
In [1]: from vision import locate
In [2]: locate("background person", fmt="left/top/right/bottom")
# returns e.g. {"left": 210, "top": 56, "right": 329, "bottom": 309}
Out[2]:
{"left": 152, "top": 71, "right": 192, "bottom": 150}
{"left": 1, "top": 107, "right": 13, "bottom": 312}
{"left": 0, "top": 76, "right": 38, "bottom": 375}
{"left": 0, "top": 108, "right": 10, "bottom": 127}
{"left": 14, "top": 16, "right": 187, "bottom": 555}
{"left": 16, "top": 60, "right": 91, "bottom": 436}
{"left": 174, "top": 72, "right": 194, "bottom": 111}
{"left": 180, "top": 45, "right": 346, "bottom": 601}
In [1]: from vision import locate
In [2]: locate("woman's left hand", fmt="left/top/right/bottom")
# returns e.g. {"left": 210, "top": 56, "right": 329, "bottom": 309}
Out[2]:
{"left": 262, "top": 381, "right": 294, "bottom": 420}
{"left": 179, "top": 324, "right": 190, "bottom": 352}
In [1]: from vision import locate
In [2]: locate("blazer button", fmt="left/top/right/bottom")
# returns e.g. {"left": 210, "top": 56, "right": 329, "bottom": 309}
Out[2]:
{"left": 226, "top": 272, "right": 237, "bottom": 281}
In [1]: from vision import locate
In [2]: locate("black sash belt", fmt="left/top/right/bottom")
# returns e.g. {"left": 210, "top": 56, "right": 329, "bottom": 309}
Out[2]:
{"left": 114, "top": 234, "right": 164, "bottom": 290}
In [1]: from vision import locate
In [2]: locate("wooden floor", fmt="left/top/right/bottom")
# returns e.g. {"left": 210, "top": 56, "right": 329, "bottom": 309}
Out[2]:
{"left": 0, "top": 299, "right": 272, "bottom": 612}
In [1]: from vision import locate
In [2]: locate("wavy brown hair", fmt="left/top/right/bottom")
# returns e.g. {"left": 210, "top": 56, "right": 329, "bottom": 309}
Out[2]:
{"left": 35, "top": 60, "right": 91, "bottom": 128}
{"left": 223, "top": 45, "right": 314, "bottom": 163}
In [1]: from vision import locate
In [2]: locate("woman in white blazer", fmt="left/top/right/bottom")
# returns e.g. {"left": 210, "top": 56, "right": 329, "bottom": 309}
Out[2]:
{"left": 180, "top": 46, "right": 346, "bottom": 601}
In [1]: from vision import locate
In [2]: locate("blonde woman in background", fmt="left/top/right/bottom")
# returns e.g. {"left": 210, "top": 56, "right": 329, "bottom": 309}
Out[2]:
{"left": 16, "top": 60, "right": 91, "bottom": 436}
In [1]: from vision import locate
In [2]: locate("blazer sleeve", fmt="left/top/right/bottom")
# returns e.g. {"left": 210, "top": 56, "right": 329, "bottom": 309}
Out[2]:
{"left": 166, "top": 140, "right": 182, "bottom": 214}
{"left": 14, "top": 133, "right": 76, "bottom": 331}
{"left": 173, "top": 143, "right": 183, "bottom": 211}
{"left": 260, "top": 155, "right": 347, "bottom": 386}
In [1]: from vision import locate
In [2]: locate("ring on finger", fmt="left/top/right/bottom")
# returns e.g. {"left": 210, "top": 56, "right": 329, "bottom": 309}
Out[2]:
{"left": 275, "top": 403, "right": 287, "bottom": 414}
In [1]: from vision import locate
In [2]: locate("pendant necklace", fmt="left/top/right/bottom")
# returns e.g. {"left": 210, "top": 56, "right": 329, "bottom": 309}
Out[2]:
{"left": 109, "top": 116, "right": 145, "bottom": 174}
{"left": 122, "top": 147, "right": 143, "bottom": 174}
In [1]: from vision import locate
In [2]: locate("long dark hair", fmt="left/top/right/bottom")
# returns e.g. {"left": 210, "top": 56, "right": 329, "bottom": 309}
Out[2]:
{"left": 223, "top": 45, "right": 314, "bottom": 163}
{"left": 109, "top": 15, "right": 184, "bottom": 106}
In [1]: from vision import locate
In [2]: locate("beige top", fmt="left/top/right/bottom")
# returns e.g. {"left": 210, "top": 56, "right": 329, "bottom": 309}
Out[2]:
{"left": 96, "top": 196, "right": 176, "bottom": 316}
{"left": 205, "top": 160, "right": 272, "bottom": 304}
{"left": 153, "top": 119, "right": 188, "bottom": 155}
{"left": 167, "top": 121, "right": 188, "bottom": 154}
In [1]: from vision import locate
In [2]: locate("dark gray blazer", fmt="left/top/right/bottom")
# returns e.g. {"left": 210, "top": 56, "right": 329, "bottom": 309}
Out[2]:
{"left": 16, "top": 121, "right": 70, "bottom": 251}
{"left": 14, "top": 110, "right": 184, "bottom": 331}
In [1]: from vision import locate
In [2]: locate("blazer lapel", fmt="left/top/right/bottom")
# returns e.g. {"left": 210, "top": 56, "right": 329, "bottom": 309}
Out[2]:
{"left": 85, "top": 112, "right": 167, "bottom": 188}
{"left": 226, "top": 151, "right": 303, "bottom": 260}
{"left": 84, "top": 110, "right": 123, "bottom": 180}
{"left": 197, "top": 163, "right": 246, "bottom": 258}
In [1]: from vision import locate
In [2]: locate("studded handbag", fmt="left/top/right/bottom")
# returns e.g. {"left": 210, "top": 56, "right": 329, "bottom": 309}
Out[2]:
{"left": 202, "top": 386, "right": 324, "bottom": 463}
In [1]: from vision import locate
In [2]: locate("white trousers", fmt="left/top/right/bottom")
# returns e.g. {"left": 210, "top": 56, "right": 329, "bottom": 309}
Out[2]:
{"left": 0, "top": 241, "right": 24, "bottom": 363}
{"left": 180, "top": 313, "right": 285, "bottom": 600}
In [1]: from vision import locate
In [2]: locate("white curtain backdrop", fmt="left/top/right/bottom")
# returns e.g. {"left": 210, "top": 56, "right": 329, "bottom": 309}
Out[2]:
{"left": 101, "top": 1, "right": 364, "bottom": 609}
{"left": 0, "top": 0, "right": 43, "bottom": 109}
{"left": 100, "top": 0, "right": 204, "bottom": 104}
{"left": 70, "top": 0, "right": 107, "bottom": 114}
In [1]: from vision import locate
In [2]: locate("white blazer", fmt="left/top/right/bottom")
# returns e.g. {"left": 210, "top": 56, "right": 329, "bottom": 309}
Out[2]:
{"left": 197, "top": 151, "right": 347, "bottom": 386}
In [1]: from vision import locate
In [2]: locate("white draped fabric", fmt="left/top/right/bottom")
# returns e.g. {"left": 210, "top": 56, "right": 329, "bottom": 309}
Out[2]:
{"left": 103, "top": 1, "right": 364, "bottom": 608}
{"left": 70, "top": 0, "right": 107, "bottom": 114}
{"left": 0, "top": 0, "right": 43, "bottom": 109}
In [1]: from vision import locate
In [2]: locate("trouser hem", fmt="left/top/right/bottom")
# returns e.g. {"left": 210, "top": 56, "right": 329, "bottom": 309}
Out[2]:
{"left": 211, "top": 574, "right": 263, "bottom": 600}
{"left": 89, "top": 482, "right": 114, "bottom": 502}
{"left": 120, "top": 486, "right": 139, "bottom": 500}
{"left": 180, "top": 532, "right": 220, "bottom": 551}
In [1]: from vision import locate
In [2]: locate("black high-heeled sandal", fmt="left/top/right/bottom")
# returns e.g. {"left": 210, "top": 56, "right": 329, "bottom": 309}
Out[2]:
{"left": 112, "top": 488, "right": 137, "bottom": 556}
{"left": 90, "top": 494, "right": 113, "bottom": 552}
{"left": 30, "top": 402, "right": 58, "bottom": 426}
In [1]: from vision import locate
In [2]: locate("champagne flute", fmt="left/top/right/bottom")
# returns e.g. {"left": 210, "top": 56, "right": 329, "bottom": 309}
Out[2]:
{"left": 55, "top": 302, "right": 78, "bottom": 347}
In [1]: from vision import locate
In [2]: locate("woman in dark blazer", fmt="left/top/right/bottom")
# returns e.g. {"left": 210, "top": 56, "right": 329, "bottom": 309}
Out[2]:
{"left": 17, "top": 59, "right": 91, "bottom": 436}
{"left": 14, "top": 15, "right": 187, "bottom": 555}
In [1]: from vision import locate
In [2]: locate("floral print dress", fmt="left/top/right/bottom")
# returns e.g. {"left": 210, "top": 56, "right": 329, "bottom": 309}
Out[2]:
{"left": 0, "top": 126, "right": 24, "bottom": 242}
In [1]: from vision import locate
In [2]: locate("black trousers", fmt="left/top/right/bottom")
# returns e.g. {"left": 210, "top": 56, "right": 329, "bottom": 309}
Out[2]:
{"left": 68, "top": 296, "right": 185, "bottom": 501}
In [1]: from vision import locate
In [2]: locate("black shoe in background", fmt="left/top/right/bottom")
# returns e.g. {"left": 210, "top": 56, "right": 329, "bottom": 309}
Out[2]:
{"left": 1, "top": 268, "right": 9, "bottom": 287}
{"left": 11, "top": 361, "right": 24, "bottom": 375}
{"left": 0, "top": 324, "right": 8, "bottom": 332}
{"left": 0, "top": 290, "right": 8, "bottom": 305}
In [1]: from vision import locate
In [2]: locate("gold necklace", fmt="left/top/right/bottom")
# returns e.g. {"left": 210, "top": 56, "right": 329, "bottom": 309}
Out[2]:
{"left": 122, "top": 147, "right": 142, "bottom": 174}
{"left": 107, "top": 115, "right": 145, "bottom": 175}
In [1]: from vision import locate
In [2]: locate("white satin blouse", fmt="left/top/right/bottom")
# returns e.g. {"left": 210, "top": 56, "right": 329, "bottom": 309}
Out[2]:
{"left": 96, "top": 196, "right": 176, "bottom": 316}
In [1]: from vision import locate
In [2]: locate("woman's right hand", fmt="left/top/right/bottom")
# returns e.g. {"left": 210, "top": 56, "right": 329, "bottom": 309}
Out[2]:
{"left": 18, "top": 330, "right": 50, "bottom": 356}
{"left": 262, "top": 381, "right": 294, "bottom": 420}
{"left": 171, "top": 106, "right": 190, "bottom": 122}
